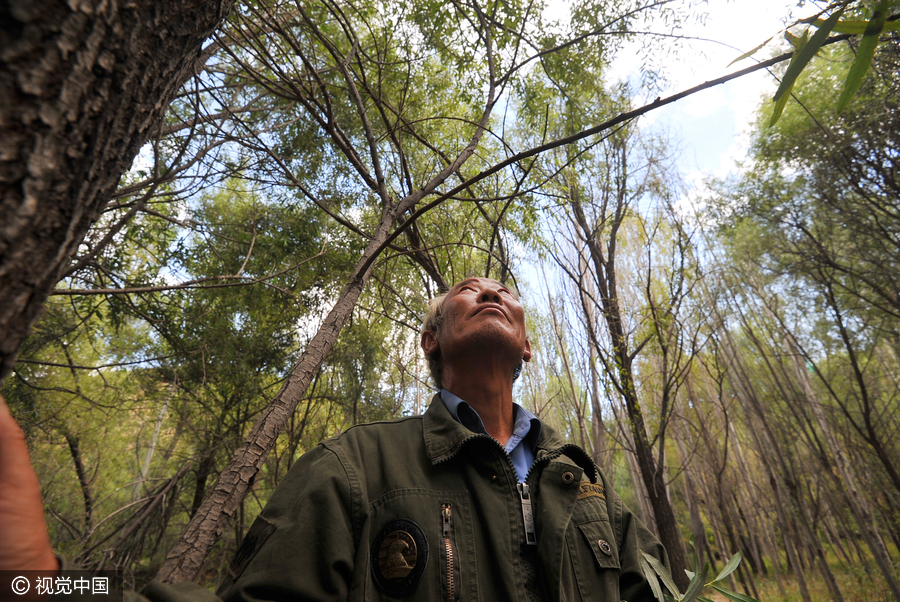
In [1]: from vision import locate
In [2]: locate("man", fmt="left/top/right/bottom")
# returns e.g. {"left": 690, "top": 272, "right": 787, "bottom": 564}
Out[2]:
{"left": 0, "top": 277, "right": 668, "bottom": 601}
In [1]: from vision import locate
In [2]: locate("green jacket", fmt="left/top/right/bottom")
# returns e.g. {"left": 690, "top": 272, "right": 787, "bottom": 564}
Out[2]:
{"left": 143, "top": 396, "right": 668, "bottom": 602}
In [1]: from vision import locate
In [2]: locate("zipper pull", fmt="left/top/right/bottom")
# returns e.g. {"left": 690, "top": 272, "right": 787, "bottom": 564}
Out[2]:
{"left": 442, "top": 503, "right": 452, "bottom": 537}
{"left": 517, "top": 483, "right": 537, "bottom": 545}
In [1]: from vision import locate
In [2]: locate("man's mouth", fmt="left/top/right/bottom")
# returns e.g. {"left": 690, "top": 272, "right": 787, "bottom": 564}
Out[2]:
{"left": 473, "top": 305, "right": 507, "bottom": 320}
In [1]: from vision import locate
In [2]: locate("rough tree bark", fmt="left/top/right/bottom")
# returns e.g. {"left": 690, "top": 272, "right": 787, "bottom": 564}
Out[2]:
{"left": 0, "top": 0, "right": 234, "bottom": 383}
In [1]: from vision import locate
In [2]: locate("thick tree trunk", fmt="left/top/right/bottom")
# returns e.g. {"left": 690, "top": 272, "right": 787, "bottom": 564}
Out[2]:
{"left": 0, "top": 0, "right": 233, "bottom": 383}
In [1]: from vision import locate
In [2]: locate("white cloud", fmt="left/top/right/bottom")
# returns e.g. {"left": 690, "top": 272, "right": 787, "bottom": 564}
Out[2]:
{"left": 681, "top": 85, "right": 728, "bottom": 117}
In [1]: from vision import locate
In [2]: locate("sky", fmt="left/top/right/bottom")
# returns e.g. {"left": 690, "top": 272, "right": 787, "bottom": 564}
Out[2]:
{"left": 601, "top": 0, "right": 802, "bottom": 182}
{"left": 516, "top": 0, "right": 806, "bottom": 299}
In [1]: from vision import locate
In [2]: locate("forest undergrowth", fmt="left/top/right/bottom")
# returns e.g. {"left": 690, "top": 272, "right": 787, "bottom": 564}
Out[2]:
{"left": 708, "top": 549, "right": 899, "bottom": 602}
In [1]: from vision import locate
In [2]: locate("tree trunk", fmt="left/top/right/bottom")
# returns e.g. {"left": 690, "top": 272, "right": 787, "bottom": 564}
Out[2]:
{"left": 190, "top": 453, "right": 214, "bottom": 519}
{"left": 64, "top": 433, "right": 93, "bottom": 532}
{"left": 588, "top": 349, "right": 611, "bottom": 477}
{"left": 568, "top": 185, "right": 691, "bottom": 590}
{"left": 0, "top": 0, "right": 233, "bottom": 383}
{"left": 157, "top": 213, "right": 397, "bottom": 583}
{"left": 721, "top": 331, "right": 813, "bottom": 602}
{"left": 790, "top": 349, "right": 900, "bottom": 601}
{"left": 134, "top": 397, "right": 169, "bottom": 502}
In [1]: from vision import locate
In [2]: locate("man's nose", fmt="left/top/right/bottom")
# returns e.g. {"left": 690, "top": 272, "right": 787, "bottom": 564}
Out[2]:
{"left": 479, "top": 289, "right": 501, "bottom": 304}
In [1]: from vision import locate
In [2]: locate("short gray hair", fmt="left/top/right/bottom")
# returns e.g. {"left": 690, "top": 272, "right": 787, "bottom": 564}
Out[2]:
{"left": 422, "top": 291, "right": 449, "bottom": 389}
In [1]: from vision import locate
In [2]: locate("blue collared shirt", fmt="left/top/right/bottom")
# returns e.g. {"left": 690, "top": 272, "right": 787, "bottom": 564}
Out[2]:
{"left": 440, "top": 389, "right": 542, "bottom": 483}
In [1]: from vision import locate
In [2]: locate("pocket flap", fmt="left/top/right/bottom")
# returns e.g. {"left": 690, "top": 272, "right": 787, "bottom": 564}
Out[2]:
{"left": 577, "top": 520, "right": 621, "bottom": 570}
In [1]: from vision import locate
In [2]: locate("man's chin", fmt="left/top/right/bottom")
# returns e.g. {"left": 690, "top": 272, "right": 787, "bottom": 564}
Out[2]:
{"left": 449, "top": 329, "right": 524, "bottom": 363}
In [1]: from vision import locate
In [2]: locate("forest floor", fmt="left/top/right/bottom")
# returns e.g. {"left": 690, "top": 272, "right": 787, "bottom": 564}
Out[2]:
{"left": 703, "top": 557, "right": 896, "bottom": 602}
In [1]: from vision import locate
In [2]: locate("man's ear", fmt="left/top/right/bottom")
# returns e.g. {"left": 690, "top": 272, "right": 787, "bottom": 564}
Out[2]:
{"left": 523, "top": 338, "right": 532, "bottom": 363}
{"left": 421, "top": 330, "right": 440, "bottom": 357}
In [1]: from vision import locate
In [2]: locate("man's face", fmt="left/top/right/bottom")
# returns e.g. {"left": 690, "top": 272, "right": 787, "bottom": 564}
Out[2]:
{"left": 422, "top": 278, "right": 531, "bottom": 366}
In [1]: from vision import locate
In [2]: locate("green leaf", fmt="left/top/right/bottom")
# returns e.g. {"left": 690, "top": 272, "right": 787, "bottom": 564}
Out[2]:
{"left": 685, "top": 569, "right": 696, "bottom": 580}
{"left": 693, "top": 545, "right": 701, "bottom": 576}
{"left": 713, "top": 550, "right": 743, "bottom": 583}
{"left": 711, "top": 584, "right": 761, "bottom": 602}
{"left": 773, "top": 8, "right": 844, "bottom": 104}
{"left": 640, "top": 555, "right": 665, "bottom": 602}
{"left": 826, "top": 19, "right": 868, "bottom": 34}
{"left": 681, "top": 564, "right": 709, "bottom": 602}
{"left": 815, "top": 18, "right": 900, "bottom": 35}
{"left": 697, "top": 598, "right": 717, "bottom": 602}
{"left": 642, "top": 551, "right": 681, "bottom": 597}
{"left": 770, "top": 87, "right": 792, "bottom": 126}
{"left": 784, "top": 30, "right": 806, "bottom": 48}
{"left": 728, "top": 36, "right": 774, "bottom": 67}
{"left": 836, "top": 0, "right": 889, "bottom": 114}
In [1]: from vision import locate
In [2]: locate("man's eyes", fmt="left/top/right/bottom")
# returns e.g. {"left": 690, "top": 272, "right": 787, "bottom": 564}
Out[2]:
{"left": 459, "top": 285, "right": 511, "bottom": 295}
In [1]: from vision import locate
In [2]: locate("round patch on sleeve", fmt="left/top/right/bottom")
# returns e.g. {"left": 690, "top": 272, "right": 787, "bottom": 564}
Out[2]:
{"left": 371, "top": 519, "right": 428, "bottom": 596}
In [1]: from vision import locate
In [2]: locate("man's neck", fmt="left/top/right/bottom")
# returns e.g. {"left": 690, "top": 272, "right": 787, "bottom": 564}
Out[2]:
{"left": 443, "top": 367, "right": 515, "bottom": 445}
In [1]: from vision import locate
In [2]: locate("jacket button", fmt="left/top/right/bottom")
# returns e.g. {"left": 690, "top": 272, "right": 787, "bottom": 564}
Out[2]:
{"left": 561, "top": 471, "right": 575, "bottom": 485}
{"left": 598, "top": 539, "right": 613, "bottom": 556}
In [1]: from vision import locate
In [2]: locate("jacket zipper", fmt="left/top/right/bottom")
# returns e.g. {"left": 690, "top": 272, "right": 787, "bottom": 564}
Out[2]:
{"left": 438, "top": 436, "right": 595, "bottom": 547}
{"left": 441, "top": 503, "right": 458, "bottom": 601}
{"left": 517, "top": 483, "right": 537, "bottom": 545}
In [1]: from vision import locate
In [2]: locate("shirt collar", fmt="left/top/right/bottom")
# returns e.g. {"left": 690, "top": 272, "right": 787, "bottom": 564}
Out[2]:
{"left": 440, "top": 389, "right": 542, "bottom": 453}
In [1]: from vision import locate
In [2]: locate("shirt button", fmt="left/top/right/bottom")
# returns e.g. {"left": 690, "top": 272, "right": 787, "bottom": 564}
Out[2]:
{"left": 598, "top": 539, "right": 613, "bottom": 556}
{"left": 561, "top": 471, "right": 575, "bottom": 485}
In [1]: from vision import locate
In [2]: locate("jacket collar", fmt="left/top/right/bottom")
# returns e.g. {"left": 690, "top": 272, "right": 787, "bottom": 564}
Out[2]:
{"left": 422, "top": 394, "right": 596, "bottom": 481}
{"left": 423, "top": 393, "right": 480, "bottom": 464}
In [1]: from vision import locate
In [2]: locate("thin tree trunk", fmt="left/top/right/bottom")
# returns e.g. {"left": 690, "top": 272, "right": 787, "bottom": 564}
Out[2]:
{"left": 790, "top": 349, "right": 900, "bottom": 601}
{"left": 763, "top": 517, "right": 787, "bottom": 597}
{"left": 588, "top": 350, "right": 611, "bottom": 477}
{"left": 673, "top": 430, "right": 707, "bottom": 566}
{"left": 64, "top": 433, "right": 93, "bottom": 532}
{"left": 582, "top": 251, "right": 612, "bottom": 477}
{"left": 134, "top": 397, "right": 169, "bottom": 502}
{"left": 612, "top": 398, "right": 657, "bottom": 535}
{"left": 727, "top": 425, "right": 767, "bottom": 577}
{"left": 721, "top": 331, "right": 813, "bottom": 602}
{"left": 190, "top": 453, "right": 215, "bottom": 520}
{"left": 157, "top": 226, "right": 390, "bottom": 582}
{"left": 544, "top": 279, "right": 590, "bottom": 451}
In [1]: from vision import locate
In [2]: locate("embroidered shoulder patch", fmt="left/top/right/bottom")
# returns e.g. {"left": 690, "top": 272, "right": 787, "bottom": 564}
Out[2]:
{"left": 229, "top": 515, "right": 276, "bottom": 579}
{"left": 371, "top": 519, "right": 428, "bottom": 596}
{"left": 578, "top": 482, "right": 606, "bottom": 501}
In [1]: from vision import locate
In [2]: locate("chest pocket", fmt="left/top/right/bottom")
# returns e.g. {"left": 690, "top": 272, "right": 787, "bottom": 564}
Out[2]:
{"left": 366, "top": 489, "right": 477, "bottom": 602}
{"left": 567, "top": 497, "right": 621, "bottom": 601}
